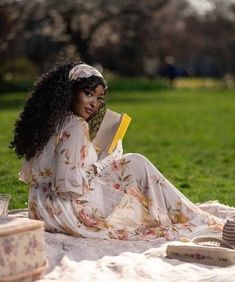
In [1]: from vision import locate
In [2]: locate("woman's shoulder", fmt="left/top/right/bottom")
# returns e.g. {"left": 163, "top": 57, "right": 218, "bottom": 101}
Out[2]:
{"left": 62, "top": 112, "right": 89, "bottom": 132}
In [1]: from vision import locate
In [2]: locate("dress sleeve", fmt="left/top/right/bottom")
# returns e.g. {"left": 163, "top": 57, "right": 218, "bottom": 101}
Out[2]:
{"left": 19, "top": 159, "right": 33, "bottom": 184}
{"left": 52, "top": 116, "right": 95, "bottom": 194}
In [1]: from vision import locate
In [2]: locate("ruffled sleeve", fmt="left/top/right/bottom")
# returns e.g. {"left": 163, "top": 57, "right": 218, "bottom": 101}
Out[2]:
{"left": 52, "top": 115, "right": 95, "bottom": 194}
{"left": 19, "top": 159, "right": 33, "bottom": 184}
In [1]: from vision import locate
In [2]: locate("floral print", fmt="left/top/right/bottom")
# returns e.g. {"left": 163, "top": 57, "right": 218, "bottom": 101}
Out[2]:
{"left": 19, "top": 113, "right": 223, "bottom": 241}
{"left": 0, "top": 220, "right": 45, "bottom": 278}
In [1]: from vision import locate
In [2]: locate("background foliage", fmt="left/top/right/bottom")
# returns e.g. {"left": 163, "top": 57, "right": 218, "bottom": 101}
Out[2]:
{"left": 1, "top": 0, "right": 235, "bottom": 82}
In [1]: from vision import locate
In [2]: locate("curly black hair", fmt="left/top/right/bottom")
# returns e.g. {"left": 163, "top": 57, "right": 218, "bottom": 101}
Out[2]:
{"left": 10, "top": 59, "right": 107, "bottom": 160}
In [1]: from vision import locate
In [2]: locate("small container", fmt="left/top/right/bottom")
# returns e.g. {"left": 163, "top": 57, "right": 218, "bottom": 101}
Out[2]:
{"left": 0, "top": 194, "right": 11, "bottom": 216}
{"left": 0, "top": 216, "right": 48, "bottom": 281}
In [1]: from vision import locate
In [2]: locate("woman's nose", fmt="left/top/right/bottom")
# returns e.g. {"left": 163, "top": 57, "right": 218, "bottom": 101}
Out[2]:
{"left": 89, "top": 96, "right": 97, "bottom": 108}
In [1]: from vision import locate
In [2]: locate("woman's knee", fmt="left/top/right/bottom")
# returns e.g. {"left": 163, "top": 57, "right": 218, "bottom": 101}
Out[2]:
{"left": 123, "top": 153, "right": 151, "bottom": 167}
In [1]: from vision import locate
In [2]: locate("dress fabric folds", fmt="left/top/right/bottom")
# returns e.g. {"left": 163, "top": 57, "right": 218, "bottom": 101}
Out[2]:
{"left": 20, "top": 114, "right": 222, "bottom": 240}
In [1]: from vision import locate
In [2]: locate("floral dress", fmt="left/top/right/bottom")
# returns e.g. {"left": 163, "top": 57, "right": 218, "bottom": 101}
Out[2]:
{"left": 20, "top": 114, "right": 222, "bottom": 240}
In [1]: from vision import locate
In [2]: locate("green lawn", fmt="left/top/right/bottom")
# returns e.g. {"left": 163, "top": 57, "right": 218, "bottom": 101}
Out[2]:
{"left": 1, "top": 87, "right": 235, "bottom": 209}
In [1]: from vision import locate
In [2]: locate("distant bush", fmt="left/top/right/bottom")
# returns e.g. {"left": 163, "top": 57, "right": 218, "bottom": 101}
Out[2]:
{"left": 1, "top": 57, "right": 38, "bottom": 80}
{"left": 174, "top": 77, "right": 235, "bottom": 90}
{"left": 0, "top": 80, "right": 34, "bottom": 93}
{"left": 108, "top": 77, "right": 169, "bottom": 92}
{"left": 0, "top": 57, "right": 38, "bottom": 93}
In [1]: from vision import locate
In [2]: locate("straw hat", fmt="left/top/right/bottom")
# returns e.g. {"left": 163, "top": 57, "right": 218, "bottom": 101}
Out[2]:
{"left": 193, "top": 217, "right": 235, "bottom": 249}
{"left": 166, "top": 217, "right": 235, "bottom": 266}
{"left": 222, "top": 217, "right": 235, "bottom": 246}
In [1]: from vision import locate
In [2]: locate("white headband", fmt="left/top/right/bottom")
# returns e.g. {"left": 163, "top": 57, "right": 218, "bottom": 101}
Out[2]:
{"left": 69, "top": 64, "right": 103, "bottom": 80}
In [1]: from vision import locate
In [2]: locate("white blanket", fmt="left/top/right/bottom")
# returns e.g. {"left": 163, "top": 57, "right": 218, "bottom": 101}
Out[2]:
{"left": 12, "top": 201, "right": 235, "bottom": 281}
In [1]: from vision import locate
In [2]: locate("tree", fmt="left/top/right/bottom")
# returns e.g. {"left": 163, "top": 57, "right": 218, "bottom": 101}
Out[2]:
{"left": 1, "top": 0, "right": 234, "bottom": 76}
{"left": 0, "top": 0, "right": 171, "bottom": 74}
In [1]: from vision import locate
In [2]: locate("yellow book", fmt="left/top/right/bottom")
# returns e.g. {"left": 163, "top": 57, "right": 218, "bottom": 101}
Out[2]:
{"left": 92, "top": 109, "right": 132, "bottom": 155}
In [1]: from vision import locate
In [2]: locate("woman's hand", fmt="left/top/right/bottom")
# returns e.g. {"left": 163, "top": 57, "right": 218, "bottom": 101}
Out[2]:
{"left": 91, "top": 140, "right": 123, "bottom": 175}
{"left": 98, "top": 139, "right": 123, "bottom": 161}
{"left": 110, "top": 139, "right": 123, "bottom": 161}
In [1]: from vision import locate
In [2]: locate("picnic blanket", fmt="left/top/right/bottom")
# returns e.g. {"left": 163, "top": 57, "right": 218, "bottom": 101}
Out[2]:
{"left": 11, "top": 201, "right": 235, "bottom": 281}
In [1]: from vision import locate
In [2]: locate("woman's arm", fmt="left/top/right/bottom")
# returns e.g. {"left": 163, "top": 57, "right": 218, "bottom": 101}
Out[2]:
{"left": 52, "top": 115, "right": 122, "bottom": 195}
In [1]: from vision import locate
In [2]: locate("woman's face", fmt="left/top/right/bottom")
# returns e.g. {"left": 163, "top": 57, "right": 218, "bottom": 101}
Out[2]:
{"left": 72, "top": 84, "right": 105, "bottom": 120}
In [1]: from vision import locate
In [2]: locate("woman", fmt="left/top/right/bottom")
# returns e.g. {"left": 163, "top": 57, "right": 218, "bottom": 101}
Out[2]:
{"left": 11, "top": 60, "right": 222, "bottom": 240}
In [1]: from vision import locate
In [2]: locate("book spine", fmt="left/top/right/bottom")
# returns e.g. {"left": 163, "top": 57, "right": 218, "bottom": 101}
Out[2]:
{"left": 108, "top": 114, "right": 132, "bottom": 154}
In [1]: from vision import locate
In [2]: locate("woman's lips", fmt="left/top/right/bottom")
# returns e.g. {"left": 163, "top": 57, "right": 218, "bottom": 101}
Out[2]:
{"left": 85, "top": 108, "right": 93, "bottom": 115}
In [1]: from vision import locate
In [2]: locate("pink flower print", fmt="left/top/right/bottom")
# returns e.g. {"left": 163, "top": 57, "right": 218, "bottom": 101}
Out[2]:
{"left": 127, "top": 187, "right": 148, "bottom": 207}
{"left": 73, "top": 198, "right": 88, "bottom": 205}
{"left": 42, "top": 185, "right": 48, "bottom": 193}
{"left": 9, "top": 260, "right": 17, "bottom": 275}
{"left": 45, "top": 202, "right": 54, "bottom": 218}
{"left": 3, "top": 238, "right": 13, "bottom": 255}
{"left": 39, "top": 168, "right": 52, "bottom": 178}
{"left": 179, "top": 221, "right": 196, "bottom": 230}
{"left": 115, "top": 229, "right": 128, "bottom": 240}
{"left": 78, "top": 209, "right": 98, "bottom": 227}
{"left": 113, "top": 183, "right": 121, "bottom": 190}
{"left": 80, "top": 145, "right": 86, "bottom": 164}
{"left": 142, "top": 228, "right": 156, "bottom": 237}
{"left": 111, "top": 161, "right": 122, "bottom": 171}
{"left": 0, "top": 254, "right": 5, "bottom": 267}
{"left": 171, "top": 212, "right": 189, "bottom": 224}
{"left": 81, "top": 178, "right": 90, "bottom": 194}
{"left": 61, "top": 131, "right": 70, "bottom": 142}
{"left": 150, "top": 175, "right": 164, "bottom": 185}
{"left": 29, "top": 236, "right": 38, "bottom": 249}
{"left": 25, "top": 235, "right": 38, "bottom": 255}
{"left": 127, "top": 187, "right": 142, "bottom": 200}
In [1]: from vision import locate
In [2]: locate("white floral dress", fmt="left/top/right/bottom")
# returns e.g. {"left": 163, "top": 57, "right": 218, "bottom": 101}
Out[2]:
{"left": 20, "top": 114, "right": 222, "bottom": 240}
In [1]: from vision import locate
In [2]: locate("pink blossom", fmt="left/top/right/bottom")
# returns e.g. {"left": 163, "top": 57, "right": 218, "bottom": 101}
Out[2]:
{"left": 78, "top": 209, "right": 98, "bottom": 227}
{"left": 42, "top": 186, "right": 48, "bottom": 193}
{"left": 80, "top": 145, "right": 86, "bottom": 163}
{"left": 127, "top": 187, "right": 143, "bottom": 201}
{"left": 143, "top": 229, "right": 156, "bottom": 237}
{"left": 115, "top": 229, "right": 128, "bottom": 240}
{"left": 61, "top": 131, "right": 70, "bottom": 142}
{"left": 113, "top": 183, "right": 121, "bottom": 190}
{"left": 111, "top": 161, "right": 122, "bottom": 171}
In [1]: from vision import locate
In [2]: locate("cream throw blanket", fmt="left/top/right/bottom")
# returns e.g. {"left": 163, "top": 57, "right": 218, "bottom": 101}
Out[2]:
{"left": 31, "top": 201, "right": 235, "bottom": 281}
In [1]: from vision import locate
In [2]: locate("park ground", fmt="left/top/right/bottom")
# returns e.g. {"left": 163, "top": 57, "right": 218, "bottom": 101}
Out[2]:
{"left": 0, "top": 78, "right": 235, "bottom": 209}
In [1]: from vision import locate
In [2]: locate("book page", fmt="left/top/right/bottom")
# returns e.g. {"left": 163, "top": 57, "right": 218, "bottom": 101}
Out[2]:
{"left": 92, "top": 109, "right": 131, "bottom": 154}
{"left": 92, "top": 109, "right": 121, "bottom": 153}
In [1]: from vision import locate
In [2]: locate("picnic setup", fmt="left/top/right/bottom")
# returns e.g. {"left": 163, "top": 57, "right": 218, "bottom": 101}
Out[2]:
{"left": 1, "top": 0, "right": 235, "bottom": 281}
{"left": 1, "top": 200, "right": 235, "bottom": 281}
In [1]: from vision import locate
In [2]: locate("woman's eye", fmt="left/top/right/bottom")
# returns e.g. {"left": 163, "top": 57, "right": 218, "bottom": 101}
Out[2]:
{"left": 84, "top": 91, "right": 93, "bottom": 97}
{"left": 98, "top": 97, "right": 105, "bottom": 103}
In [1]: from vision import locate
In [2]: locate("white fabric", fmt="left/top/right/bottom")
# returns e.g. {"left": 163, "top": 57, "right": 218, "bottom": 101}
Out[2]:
{"left": 10, "top": 201, "right": 235, "bottom": 281}
{"left": 94, "top": 139, "right": 123, "bottom": 174}
{"left": 41, "top": 250, "right": 235, "bottom": 282}
{"left": 41, "top": 201, "right": 235, "bottom": 281}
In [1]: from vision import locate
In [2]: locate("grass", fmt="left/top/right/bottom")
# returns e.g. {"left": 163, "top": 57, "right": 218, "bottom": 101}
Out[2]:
{"left": 1, "top": 85, "right": 235, "bottom": 209}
